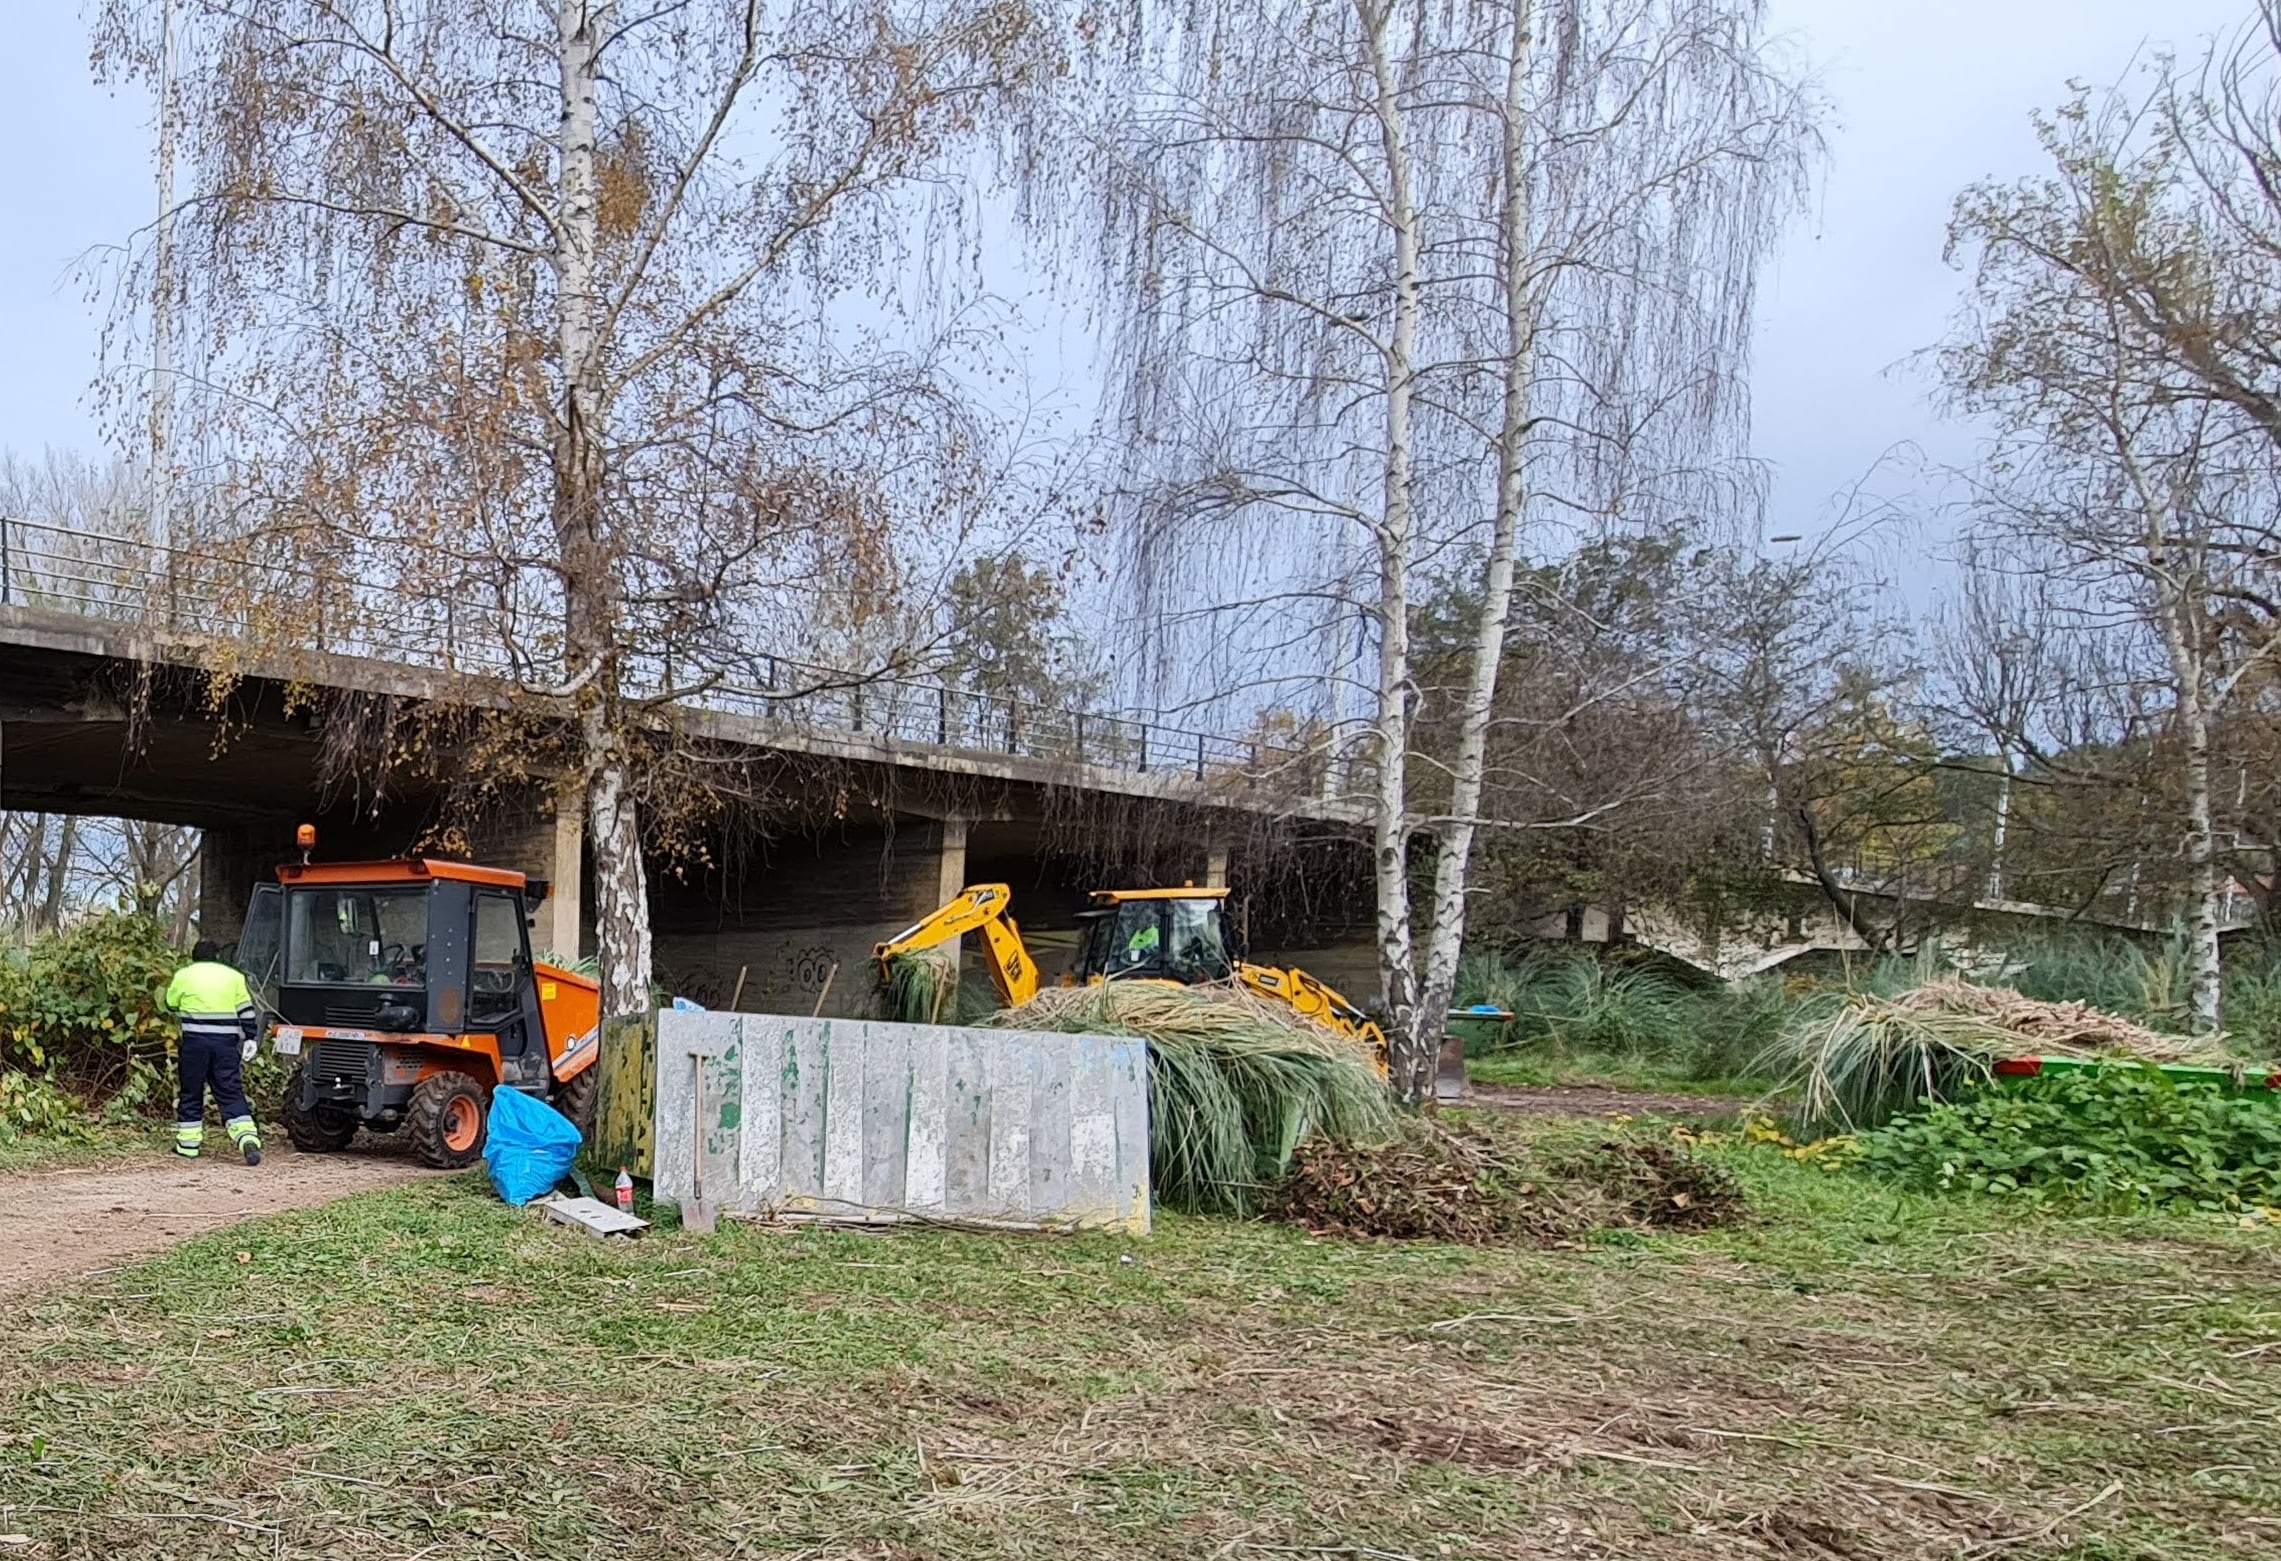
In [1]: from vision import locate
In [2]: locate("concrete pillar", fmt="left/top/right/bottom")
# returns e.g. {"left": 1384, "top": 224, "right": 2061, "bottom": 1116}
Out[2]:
{"left": 937, "top": 816, "right": 969, "bottom": 903}
{"left": 546, "top": 806, "right": 586, "bottom": 960}
{"left": 1204, "top": 843, "right": 1230, "bottom": 890}
{"left": 196, "top": 824, "right": 274, "bottom": 948}
{"left": 935, "top": 816, "right": 969, "bottom": 980}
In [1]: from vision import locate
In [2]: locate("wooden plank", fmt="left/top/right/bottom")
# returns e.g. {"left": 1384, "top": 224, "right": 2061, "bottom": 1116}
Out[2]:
{"left": 942, "top": 1028, "right": 991, "bottom": 1216}
{"left": 1064, "top": 1033, "right": 1115, "bottom": 1218}
{"left": 739, "top": 1015, "right": 785, "bottom": 1205}
{"left": 781, "top": 1017, "right": 830, "bottom": 1201}
{"left": 902, "top": 1024, "right": 950, "bottom": 1213}
{"left": 1028, "top": 1037, "right": 1072, "bottom": 1210}
{"left": 821, "top": 1018, "right": 867, "bottom": 1209}
{"left": 861, "top": 1020, "right": 909, "bottom": 1210}
{"left": 1110, "top": 1038, "right": 1151, "bottom": 1232}
{"left": 984, "top": 1041, "right": 1035, "bottom": 1218}
{"left": 584, "top": 1011, "right": 656, "bottom": 1180}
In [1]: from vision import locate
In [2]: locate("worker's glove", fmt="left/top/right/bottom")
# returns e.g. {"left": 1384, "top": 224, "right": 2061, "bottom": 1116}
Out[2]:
{"left": 241, "top": 1037, "right": 259, "bottom": 1063}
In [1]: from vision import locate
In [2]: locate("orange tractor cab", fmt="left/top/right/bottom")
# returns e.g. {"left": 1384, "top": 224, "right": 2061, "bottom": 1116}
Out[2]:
{"left": 236, "top": 847, "right": 601, "bottom": 1169}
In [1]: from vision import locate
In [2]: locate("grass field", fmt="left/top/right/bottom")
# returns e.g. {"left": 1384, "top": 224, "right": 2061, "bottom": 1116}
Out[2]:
{"left": 1, "top": 1118, "right": 2275, "bottom": 1560}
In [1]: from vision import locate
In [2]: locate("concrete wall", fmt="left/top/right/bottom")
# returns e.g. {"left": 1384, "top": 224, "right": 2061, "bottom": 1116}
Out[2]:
{"left": 651, "top": 1008, "right": 1151, "bottom": 1232}
{"left": 647, "top": 821, "right": 956, "bottom": 1018}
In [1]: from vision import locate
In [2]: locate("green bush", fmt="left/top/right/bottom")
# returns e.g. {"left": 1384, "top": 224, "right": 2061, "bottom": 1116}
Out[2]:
{"left": 0, "top": 1068, "right": 95, "bottom": 1145}
{"left": 1859, "top": 1067, "right": 2281, "bottom": 1213}
{"left": 0, "top": 913, "right": 186, "bottom": 1134}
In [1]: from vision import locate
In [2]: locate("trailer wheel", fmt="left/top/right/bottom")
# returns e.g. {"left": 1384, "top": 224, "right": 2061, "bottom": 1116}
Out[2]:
{"left": 552, "top": 1067, "right": 598, "bottom": 1135}
{"left": 279, "top": 1067, "right": 360, "bottom": 1153}
{"left": 408, "top": 1072, "right": 489, "bottom": 1169}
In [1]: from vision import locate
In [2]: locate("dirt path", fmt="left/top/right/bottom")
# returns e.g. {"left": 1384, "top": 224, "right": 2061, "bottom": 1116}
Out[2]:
{"left": 1463, "top": 1080, "right": 1754, "bottom": 1118}
{"left": 2, "top": 1141, "right": 441, "bottom": 1297}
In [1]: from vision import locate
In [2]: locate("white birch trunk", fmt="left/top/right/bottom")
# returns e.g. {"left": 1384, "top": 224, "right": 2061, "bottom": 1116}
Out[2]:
{"left": 1359, "top": 0, "right": 1424, "bottom": 1094}
{"left": 2146, "top": 525, "right": 2223, "bottom": 1033}
{"left": 2176, "top": 690, "right": 2222, "bottom": 1033}
{"left": 1985, "top": 754, "right": 2012, "bottom": 903}
{"left": 1414, "top": 0, "right": 1537, "bottom": 1101}
{"left": 556, "top": 0, "right": 652, "bottom": 1016}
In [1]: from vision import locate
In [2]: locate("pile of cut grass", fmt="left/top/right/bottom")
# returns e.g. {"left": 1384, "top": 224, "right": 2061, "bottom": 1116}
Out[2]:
{"left": 992, "top": 981, "right": 1393, "bottom": 1213}
{"left": 1765, "top": 980, "right": 2247, "bottom": 1132}
{"left": 877, "top": 948, "right": 997, "bottom": 1026}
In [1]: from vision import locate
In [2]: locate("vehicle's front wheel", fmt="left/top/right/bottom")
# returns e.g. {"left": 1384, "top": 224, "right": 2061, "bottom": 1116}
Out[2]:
{"left": 407, "top": 1071, "right": 489, "bottom": 1170}
{"left": 278, "top": 1066, "right": 360, "bottom": 1153}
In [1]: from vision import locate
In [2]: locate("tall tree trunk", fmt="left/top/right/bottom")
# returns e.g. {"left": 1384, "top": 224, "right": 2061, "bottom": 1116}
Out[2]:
{"left": 2175, "top": 683, "right": 2223, "bottom": 1032}
{"left": 554, "top": 0, "right": 650, "bottom": 1017}
{"left": 1985, "top": 754, "right": 2012, "bottom": 902}
{"left": 1414, "top": 0, "right": 1536, "bottom": 1102}
{"left": 1359, "top": 0, "right": 1424, "bottom": 1097}
{"left": 2146, "top": 520, "right": 2223, "bottom": 1032}
{"left": 39, "top": 816, "right": 78, "bottom": 932}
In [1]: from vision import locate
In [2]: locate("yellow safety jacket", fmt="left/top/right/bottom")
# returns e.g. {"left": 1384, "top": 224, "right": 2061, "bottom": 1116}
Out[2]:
{"left": 165, "top": 961, "right": 258, "bottom": 1044}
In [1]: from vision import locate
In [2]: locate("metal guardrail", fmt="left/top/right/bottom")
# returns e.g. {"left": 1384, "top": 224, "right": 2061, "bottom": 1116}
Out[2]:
{"left": 0, "top": 514, "right": 1357, "bottom": 802}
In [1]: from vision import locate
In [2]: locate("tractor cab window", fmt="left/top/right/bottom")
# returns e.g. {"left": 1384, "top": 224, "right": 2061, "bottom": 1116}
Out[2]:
{"left": 1166, "top": 898, "right": 1232, "bottom": 982}
{"left": 285, "top": 887, "right": 430, "bottom": 986}
{"left": 469, "top": 891, "right": 530, "bottom": 1023}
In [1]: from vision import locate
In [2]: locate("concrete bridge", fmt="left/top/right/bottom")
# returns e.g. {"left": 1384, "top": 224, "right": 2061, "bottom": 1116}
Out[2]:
{"left": 0, "top": 516, "right": 1379, "bottom": 1013}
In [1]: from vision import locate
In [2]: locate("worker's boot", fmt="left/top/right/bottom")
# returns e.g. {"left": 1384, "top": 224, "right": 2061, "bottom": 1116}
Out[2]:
{"left": 227, "top": 1117, "right": 263, "bottom": 1167}
{"left": 173, "top": 1122, "right": 203, "bottom": 1159}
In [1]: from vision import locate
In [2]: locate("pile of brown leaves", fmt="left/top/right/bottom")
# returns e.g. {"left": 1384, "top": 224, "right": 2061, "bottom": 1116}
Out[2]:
{"left": 1267, "top": 1119, "right": 1746, "bottom": 1246}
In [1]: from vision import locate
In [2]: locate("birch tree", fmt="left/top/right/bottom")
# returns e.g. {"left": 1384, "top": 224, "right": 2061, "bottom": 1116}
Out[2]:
{"left": 1070, "top": 0, "right": 1810, "bottom": 1097}
{"left": 1945, "top": 19, "right": 2281, "bottom": 1031}
{"left": 92, "top": 0, "right": 1045, "bottom": 1013}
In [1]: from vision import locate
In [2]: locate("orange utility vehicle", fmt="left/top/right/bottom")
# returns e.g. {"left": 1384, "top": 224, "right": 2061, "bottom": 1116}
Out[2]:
{"left": 236, "top": 834, "right": 601, "bottom": 1169}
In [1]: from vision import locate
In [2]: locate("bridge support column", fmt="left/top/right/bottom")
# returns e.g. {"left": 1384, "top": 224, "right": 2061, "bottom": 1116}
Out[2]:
{"left": 197, "top": 824, "right": 274, "bottom": 949}
{"left": 546, "top": 806, "right": 586, "bottom": 961}
{"left": 934, "top": 816, "right": 969, "bottom": 987}
{"left": 1205, "top": 843, "right": 1230, "bottom": 889}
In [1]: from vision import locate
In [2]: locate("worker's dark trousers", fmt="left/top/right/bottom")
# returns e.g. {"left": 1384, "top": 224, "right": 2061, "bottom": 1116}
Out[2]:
{"left": 177, "top": 1032, "right": 253, "bottom": 1126}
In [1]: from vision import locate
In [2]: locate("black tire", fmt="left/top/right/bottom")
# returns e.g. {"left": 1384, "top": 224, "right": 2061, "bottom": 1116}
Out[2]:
{"left": 408, "top": 1071, "right": 490, "bottom": 1170}
{"left": 279, "top": 1066, "right": 360, "bottom": 1153}
{"left": 552, "top": 1067, "right": 598, "bottom": 1135}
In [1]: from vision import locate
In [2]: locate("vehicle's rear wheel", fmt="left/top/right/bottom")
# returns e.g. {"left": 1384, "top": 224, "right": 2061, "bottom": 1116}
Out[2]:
{"left": 407, "top": 1071, "right": 489, "bottom": 1169}
{"left": 552, "top": 1067, "right": 598, "bottom": 1135}
{"left": 279, "top": 1066, "right": 361, "bottom": 1153}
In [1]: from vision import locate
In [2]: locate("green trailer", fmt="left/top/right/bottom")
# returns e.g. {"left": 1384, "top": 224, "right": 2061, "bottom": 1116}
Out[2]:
{"left": 1993, "top": 1054, "right": 2281, "bottom": 1097}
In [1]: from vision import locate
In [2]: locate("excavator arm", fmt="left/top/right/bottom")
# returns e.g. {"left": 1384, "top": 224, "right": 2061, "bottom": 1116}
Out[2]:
{"left": 873, "top": 883, "right": 1041, "bottom": 1009}
{"left": 1235, "top": 961, "right": 1390, "bottom": 1071}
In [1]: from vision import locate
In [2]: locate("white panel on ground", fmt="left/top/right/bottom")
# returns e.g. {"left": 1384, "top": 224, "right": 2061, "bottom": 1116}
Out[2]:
{"left": 653, "top": 1009, "right": 1150, "bottom": 1233}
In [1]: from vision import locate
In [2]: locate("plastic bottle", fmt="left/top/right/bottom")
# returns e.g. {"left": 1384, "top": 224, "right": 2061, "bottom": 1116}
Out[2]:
{"left": 615, "top": 1166, "right": 634, "bottom": 1213}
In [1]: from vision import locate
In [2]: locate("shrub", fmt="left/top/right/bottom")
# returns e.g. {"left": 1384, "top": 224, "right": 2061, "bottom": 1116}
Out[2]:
{"left": 1859, "top": 1067, "right": 2281, "bottom": 1213}
{"left": 0, "top": 1068, "right": 94, "bottom": 1145}
{"left": 0, "top": 913, "right": 181, "bottom": 1095}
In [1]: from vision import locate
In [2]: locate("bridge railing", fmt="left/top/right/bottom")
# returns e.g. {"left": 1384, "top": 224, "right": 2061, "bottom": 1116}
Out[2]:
{"left": 0, "top": 514, "right": 1360, "bottom": 802}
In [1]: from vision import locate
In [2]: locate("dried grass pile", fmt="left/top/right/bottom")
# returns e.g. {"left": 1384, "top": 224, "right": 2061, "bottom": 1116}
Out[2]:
{"left": 877, "top": 949, "right": 998, "bottom": 1027}
{"left": 1270, "top": 1118, "right": 1746, "bottom": 1245}
{"left": 1886, "top": 979, "right": 2216, "bottom": 1060}
{"left": 990, "top": 981, "right": 1394, "bottom": 1213}
{"left": 1769, "top": 978, "right": 2244, "bottom": 1132}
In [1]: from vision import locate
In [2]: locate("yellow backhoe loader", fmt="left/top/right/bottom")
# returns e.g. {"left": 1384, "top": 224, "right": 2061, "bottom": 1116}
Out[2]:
{"left": 874, "top": 882, "right": 1388, "bottom": 1062}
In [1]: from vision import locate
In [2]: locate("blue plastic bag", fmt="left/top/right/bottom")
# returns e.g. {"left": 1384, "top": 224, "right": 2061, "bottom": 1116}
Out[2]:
{"left": 485, "top": 1085, "right": 583, "bottom": 1206}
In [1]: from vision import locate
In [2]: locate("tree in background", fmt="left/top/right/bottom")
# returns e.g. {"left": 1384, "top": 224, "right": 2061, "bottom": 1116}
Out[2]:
{"left": 1064, "top": 0, "right": 1813, "bottom": 1098}
{"left": 1943, "top": 13, "right": 2281, "bottom": 1031}
{"left": 939, "top": 553, "right": 1101, "bottom": 714}
{"left": 92, "top": 0, "right": 1051, "bottom": 1014}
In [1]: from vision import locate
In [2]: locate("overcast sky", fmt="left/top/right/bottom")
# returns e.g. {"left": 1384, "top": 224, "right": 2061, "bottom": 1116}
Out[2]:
{"left": 0, "top": 1, "right": 2261, "bottom": 569}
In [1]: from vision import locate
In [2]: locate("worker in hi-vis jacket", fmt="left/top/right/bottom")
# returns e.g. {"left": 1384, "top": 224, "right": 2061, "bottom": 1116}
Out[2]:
{"left": 163, "top": 939, "right": 264, "bottom": 1165}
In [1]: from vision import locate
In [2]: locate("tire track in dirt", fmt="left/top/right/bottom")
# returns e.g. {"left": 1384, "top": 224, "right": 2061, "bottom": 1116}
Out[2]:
{"left": 3, "top": 1141, "right": 442, "bottom": 1296}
